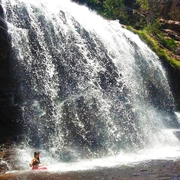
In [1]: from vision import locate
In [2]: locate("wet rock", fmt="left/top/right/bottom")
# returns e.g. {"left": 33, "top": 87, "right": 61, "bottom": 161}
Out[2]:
{"left": 159, "top": 19, "right": 180, "bottom": 62}
{"left": 0, "top": 2, "right": 22, "bottom": 144}
{"left": 140, "top": 169, "right": 148, "bottom": 172}
{"left": 160, "top": 19, "right": 180, "bottom": 33}
{"left": 133, "top": 172, "right": 140, "bottom": 176}
{"left": 163, "top": 29, "right": 180, "bottom": 41}
{"left": 0, "top": 146, "right": 18, "bottom": 174}
{"left": 0, "top": 161, "right": 8, "bottom": 174}
{"left": 158, "top": 17, "right": 180, "bottom": 111}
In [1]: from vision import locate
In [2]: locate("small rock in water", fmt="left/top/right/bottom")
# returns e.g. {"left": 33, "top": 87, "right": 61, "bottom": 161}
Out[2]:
{"left": 0, "top": 161, "right": 8, "bottom": 174}
{"left": 133, "top": 172, "right": 140, "bottom": 176}
{"left": 140, "top": 169, "right": 148, "bottom": 172}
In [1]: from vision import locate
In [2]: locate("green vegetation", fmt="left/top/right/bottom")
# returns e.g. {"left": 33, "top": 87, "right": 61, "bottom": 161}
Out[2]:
{"left": 102, "top": 0, "right": 124, "bottom": 19}
{"left": 72, "top": 0, "right": 163, "bottom": 27}
{"left": 73, "top": 0, "right": 127, "bottom": 23}
{"left": 143, "top": 23, "right": 177, "bottom": 51}
{"left": 72, "top": 0, "right": 180, "bottom": 69}
{"left": 127, "top": 26, "right": 180, "bottom": 69}
{"left": 158, "top": 36, "right": 177, "bottom": 51}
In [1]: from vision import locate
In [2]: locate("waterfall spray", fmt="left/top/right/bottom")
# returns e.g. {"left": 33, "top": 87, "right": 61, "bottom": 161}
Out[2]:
{"left": 2, "top": 0, "right": 179, "bottom": 163}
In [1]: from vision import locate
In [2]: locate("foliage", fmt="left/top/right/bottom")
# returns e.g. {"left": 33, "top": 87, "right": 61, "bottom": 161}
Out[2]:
{"left": 72, "top": 0, "right": 163, "bottom": 27}
{"left": 73, "top": 0, "right": 179, "bottom": 69}
{"left": 127, "top": 26, "right": 180, "bottom": 69}
{"left": 144, "top": 22, "right": 177, "bottom": 51}
{"left": 102, "top": 0, "right": 124, "bottom": 18}
{"left": 158, "top": 36, "right": 177, "bottom": 51}
{"left": 136, "top": 0, "right": 148, "bottom": 10}
{"left": 73, "top": 0, "right": 128, "bottom": 23}
{"left": 72, "top": 0, "right": 103, "bottom": 12}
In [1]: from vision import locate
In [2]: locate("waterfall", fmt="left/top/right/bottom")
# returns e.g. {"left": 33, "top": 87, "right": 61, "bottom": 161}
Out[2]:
{"left": 2, "top": 0, "right": 179, "bottom": 162}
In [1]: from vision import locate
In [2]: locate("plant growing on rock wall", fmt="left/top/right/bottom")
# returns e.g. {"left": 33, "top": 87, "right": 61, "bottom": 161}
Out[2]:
{"left": 137, "top": 0, "right": 167, "bottom": 24}
{"left": 102, "top": 0, "right": 124, "bottom": 18}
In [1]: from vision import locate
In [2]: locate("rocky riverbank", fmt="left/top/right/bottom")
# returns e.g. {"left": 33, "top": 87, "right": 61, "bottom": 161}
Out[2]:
{"left": 1, "top": 146, "right": 180, "bottom": 179}
{"left": 0, "top": 145, "right": 180, "bottom": 180}
{"left": 1, "top": 158, "right": 180, "bottom": 180}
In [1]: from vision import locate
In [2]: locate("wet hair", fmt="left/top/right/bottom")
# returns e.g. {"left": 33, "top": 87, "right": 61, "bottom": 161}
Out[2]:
{"left": 34, "top": 152, "right": 40, "bottom": 163}
{"left": 34, "top": 152, "right": 40, "bottom": 157}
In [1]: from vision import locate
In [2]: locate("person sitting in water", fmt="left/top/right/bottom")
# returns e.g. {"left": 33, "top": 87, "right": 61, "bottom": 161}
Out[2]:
{"left": 29, "top": 152, "right": 40, "bottom": 169}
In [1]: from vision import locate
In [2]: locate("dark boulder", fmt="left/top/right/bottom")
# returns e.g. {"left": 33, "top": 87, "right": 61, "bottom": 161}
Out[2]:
{"left": 0, "top": 3, "right": 21, "bottom": 144}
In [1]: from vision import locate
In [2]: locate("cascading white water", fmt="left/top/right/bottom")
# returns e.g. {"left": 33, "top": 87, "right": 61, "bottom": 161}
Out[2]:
{"left": 2, "top": 0, "right": 180, "bottom": 167}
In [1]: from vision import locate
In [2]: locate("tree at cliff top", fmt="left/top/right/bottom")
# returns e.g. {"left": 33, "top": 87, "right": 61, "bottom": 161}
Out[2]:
{"left": 72, "top": 0, "right": 177, "bottom": 51}
{"left": 71, "top": 0, "right": 141, "bottom": 27}
{"left": 72, "top": 0, "right": 168, "bottom": 28}
{"left": 72, "top": 0, "right": 128, "bottom": 24}
{"left": 136, "top": 0, "right": 168, "bottom": 23}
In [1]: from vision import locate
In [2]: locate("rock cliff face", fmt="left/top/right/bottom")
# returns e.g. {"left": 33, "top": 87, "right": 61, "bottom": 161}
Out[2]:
{"left": 0, "top": 2, "right": 21, "bottom": 143}
{"left": 159, "top": 0, "right": 180, "bottom": 110}
{"left": 160, "top": 0, "right": 180, "bottom": 21}
{"left": 160, "top": 19, "right": 180, "bottom": 61}
{"left": 160, "top": 0, "right": 180, "bottom": 61}
{"left": 0, "top": 0, "right": 180, "bottom": 146}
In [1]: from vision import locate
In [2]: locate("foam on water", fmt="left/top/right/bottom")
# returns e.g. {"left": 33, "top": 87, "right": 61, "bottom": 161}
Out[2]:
{"left": 8, "top": 143, "right": 180, "bottom": 173}
{"left": 175, "top": 112, "right": 180, "bottom": 123}
{"left": 48, "top": 148, "right": 180, "bottom": 172}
